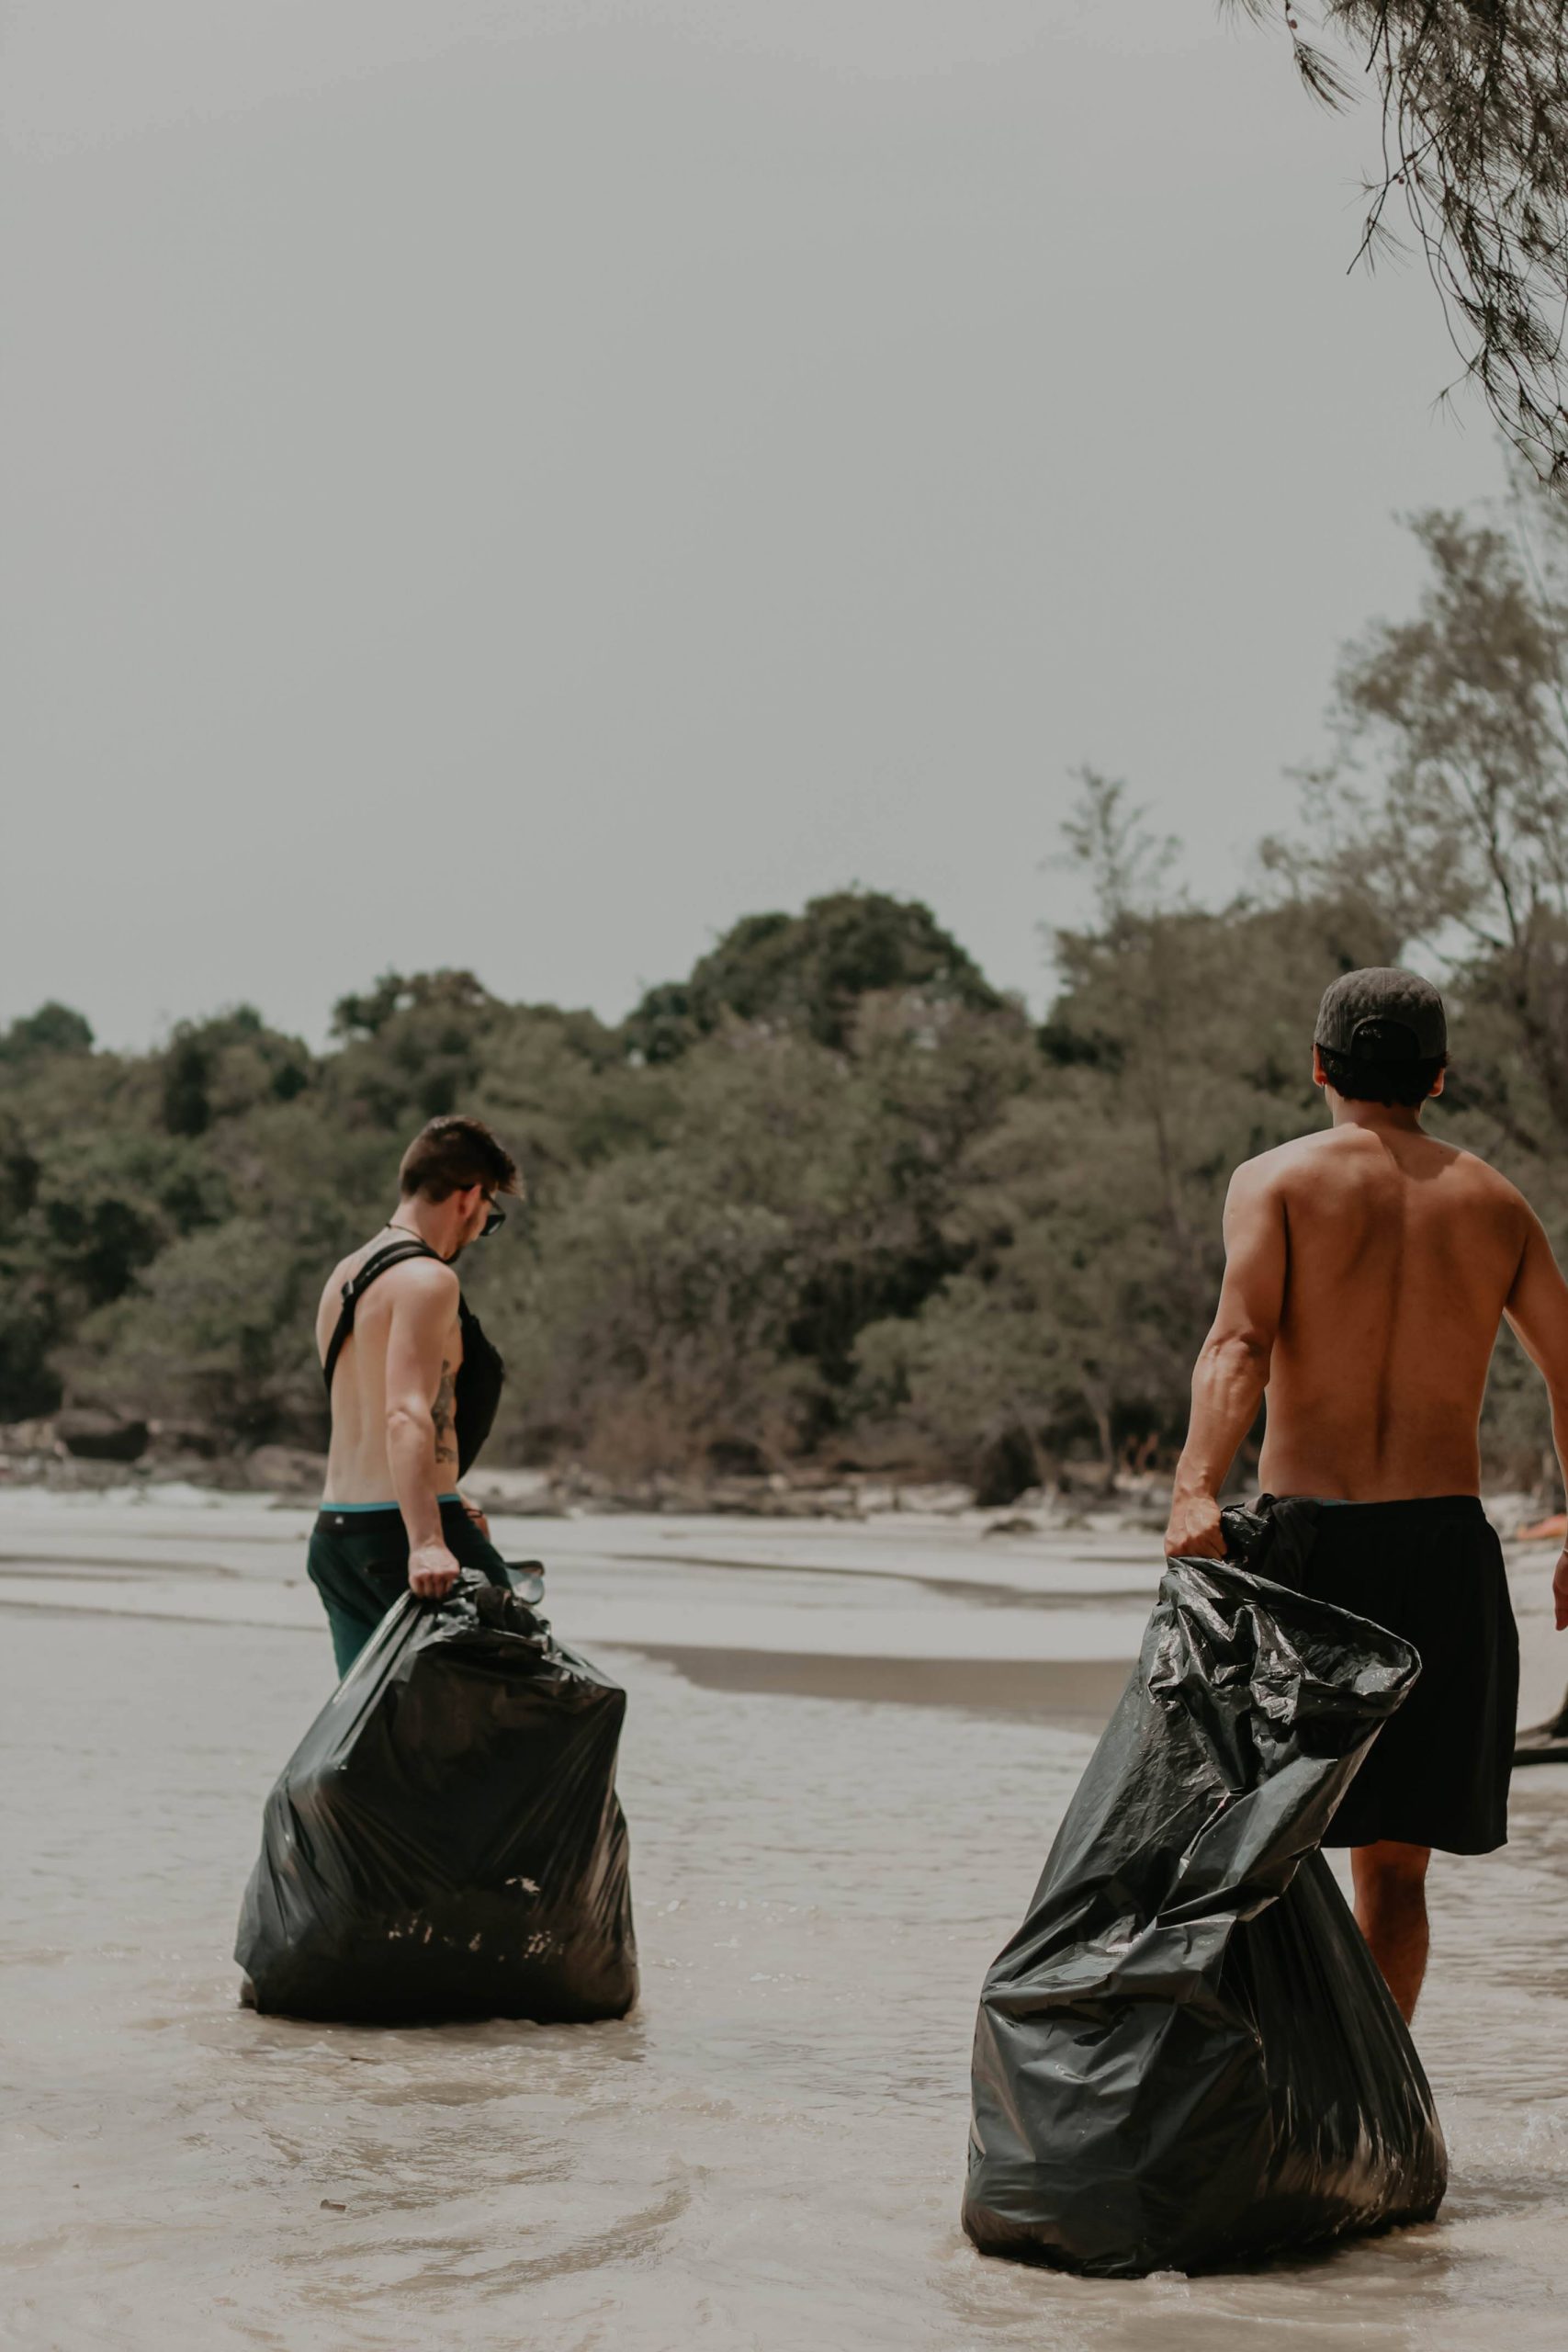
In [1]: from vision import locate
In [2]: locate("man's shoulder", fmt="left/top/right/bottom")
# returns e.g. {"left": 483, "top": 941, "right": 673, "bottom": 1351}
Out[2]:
{"left": 1237, "top": 1127, "right": 1529, "bottom": 1213}
{"left": 1433, "top": 1136, "right": 1526, "bottom": 1187}
{"left": 1226, "top": 1136, "right": 1320, "bottom": 1194}
{"left": 379, "top": 1251, "right": 459, "bottom": 1300}
{"left": 1436, "top": 1144, "right": 1535, "bottom": 1220}
{"left": 328, "top": 1238, "right": 458, "bottom": 1306}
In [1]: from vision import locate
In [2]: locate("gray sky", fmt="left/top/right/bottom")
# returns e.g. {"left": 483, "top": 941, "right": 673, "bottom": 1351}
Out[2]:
{"left": 1, "top": 0, "right": 1506, "bottom": 1049}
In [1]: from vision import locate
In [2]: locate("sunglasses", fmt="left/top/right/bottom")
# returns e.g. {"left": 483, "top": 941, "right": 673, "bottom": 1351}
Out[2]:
{"left": 479, "top": 1200, "right": 506, "bottom": 1239}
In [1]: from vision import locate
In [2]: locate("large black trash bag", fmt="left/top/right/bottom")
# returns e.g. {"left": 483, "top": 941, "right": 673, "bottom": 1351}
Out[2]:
{"left": 963, "top": 1513, "right": 1447, "bottom": 2276}
{"left": 236, "top": 1571, "right": 637, "bottom": 2023}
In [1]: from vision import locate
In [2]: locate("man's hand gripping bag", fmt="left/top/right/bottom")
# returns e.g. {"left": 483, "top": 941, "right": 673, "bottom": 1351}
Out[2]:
{"left": 962, "top": 1515, "right": 1446, "bottom": 2275}
{"left": 236, "top": 1573, "right": 637, "bottom": 2023}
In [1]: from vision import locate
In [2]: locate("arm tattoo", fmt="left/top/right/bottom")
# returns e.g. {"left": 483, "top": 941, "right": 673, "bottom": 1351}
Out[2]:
{"left": 433, "top": 1362, "right": 458, "bottom": 1466}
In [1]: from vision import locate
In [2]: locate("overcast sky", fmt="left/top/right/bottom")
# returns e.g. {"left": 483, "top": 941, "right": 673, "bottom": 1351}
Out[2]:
{"left": 1, "top": 1, "right": 1506, "bottom": 1049}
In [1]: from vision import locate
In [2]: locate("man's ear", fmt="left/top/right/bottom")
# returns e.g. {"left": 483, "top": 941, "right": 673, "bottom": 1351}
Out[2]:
{"left": 1428, "top": 1065, "right": 1446, "bottom": 1101}
{"left": 1311, "top": 1044, "right": 1327, "bottom": 1091}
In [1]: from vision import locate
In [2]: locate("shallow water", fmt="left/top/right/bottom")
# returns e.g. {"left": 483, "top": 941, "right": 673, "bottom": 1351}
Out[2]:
{"left": 4, "top": 1497, "right": 1567, "bottom": 2350}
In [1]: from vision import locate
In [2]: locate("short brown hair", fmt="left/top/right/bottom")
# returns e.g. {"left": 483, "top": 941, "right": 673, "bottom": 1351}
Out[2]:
{"left": 399, "top": 1115, "right": 521, "bottom": 1202}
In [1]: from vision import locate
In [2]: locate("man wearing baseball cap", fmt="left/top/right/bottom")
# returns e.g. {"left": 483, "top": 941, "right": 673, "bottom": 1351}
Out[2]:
{"left": 1165, "top": 967, "right": 1568, "bottom": 2021}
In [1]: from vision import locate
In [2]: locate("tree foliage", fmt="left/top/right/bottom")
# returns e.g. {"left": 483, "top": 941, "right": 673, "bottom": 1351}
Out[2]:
{"left": 623, "top": 890, "right": 1003, "bottom": 1061}
{"left": 1238, "top": 1, "right": 1568, "bottom": 476}
{"left": 7, "top": 491, "right": 1568, "bottom": 1503}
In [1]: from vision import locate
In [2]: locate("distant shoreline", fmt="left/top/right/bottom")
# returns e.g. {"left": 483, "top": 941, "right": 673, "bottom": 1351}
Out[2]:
{"left": 0, "top": 1436, "right": 1175, "bottom": 1530}
{"left": 3, "top": 1444, "right": 1562, "bottom": 1548}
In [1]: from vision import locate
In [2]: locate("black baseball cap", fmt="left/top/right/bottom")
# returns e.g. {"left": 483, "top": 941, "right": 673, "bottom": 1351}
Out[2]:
{"left": 1314, "top": 967, "right": 1447, "bottom": 1063}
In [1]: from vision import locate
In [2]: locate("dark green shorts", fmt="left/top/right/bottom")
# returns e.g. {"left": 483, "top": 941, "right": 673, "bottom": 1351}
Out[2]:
{"left": 308, "top": 1498, "right": 511, "bottom": 1677}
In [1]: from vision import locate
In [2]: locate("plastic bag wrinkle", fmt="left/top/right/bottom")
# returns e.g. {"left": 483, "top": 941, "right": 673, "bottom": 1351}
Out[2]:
{"left": 236, "top": 1569, "right": 637, "bottom": 2025}
{"left": 963, "top": 1512, "right": 1447, "bottom": 2276}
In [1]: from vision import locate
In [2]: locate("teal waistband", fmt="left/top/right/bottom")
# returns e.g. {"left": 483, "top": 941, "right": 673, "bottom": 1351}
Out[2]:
{"left": 319, "top": 1493, "right": 464, "bottom": 1513}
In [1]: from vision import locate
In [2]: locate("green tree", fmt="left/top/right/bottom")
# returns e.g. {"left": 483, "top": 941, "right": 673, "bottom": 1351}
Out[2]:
{"left": 67, "top": 1217, "right": 324, "bottom": 1446}
{"left": 158, "top": 1008, "right": 312, "bottom": 1138}
{"left": 1266, "top": 479, "right": 1568, "bottom": 1483}
{"left": 1275, "top": 493, "right": 1568, "bottom": 1147}
{"left": 0, "top": 1016, "right": 235, "bottom": 1419}
{"left": 854, "top": 776, "right": 1399, "bottom": 1495}
{"left": 0, "top": 1002, "right": 94, "bottom": 1061}
{"left": 327, "top": 969, "right": 502, "bottom": 1129}
{"left": 484, "top": 995, "right": 1037, "bottom": 1471}
{"left": 624, "top": 890, "right": 1003, "bottom": 1060}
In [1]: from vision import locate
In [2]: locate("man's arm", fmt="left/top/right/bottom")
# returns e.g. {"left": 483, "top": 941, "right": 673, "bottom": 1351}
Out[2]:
{"left": 1503, "top": 1207, "right": 1568, "bottom": 1633}
{"left": 1165, "top": 1160, "right": 1288, "bottom": 1559}
{"left": 383, "top": 1261, "right": 464, "bottom": 1602}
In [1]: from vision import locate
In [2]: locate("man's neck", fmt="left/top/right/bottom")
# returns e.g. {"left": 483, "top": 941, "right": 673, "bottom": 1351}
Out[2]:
{"left": 1325, "top": 1093, "right": 1426, "bottom": 1137}
{"left": 386, "top": 1198, "right": 458, "bottom": 1261}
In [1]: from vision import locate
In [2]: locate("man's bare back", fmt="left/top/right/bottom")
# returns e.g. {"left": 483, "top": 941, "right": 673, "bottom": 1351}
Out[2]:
{"left": 317, "top": 1230, "right": 464, "bottom": 1506}
{"left": 1167, "top": 1099, "right": 1568, "bottom": 1555}
{"left": 1247, "top": 1124, "right": 1529, "bottom": 1503}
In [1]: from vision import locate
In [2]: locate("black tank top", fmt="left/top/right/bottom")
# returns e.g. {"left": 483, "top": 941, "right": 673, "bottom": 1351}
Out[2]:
{"left": 321, "top": 1236, "right": 504, "bottom": 1479}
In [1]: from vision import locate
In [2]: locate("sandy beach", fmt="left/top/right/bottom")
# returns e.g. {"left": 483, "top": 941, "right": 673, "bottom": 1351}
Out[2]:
{"left": 5, "top": 1487, "right": 1568, "bottom": 2350}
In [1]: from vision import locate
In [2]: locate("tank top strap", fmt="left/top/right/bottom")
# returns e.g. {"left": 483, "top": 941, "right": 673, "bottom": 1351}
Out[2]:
{"left": 321, "top": 1236, "right": 444, "bottom": 1400}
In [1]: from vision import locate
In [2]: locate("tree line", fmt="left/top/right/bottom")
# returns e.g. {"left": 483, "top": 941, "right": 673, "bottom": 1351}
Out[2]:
{"left": 6, "top": 479, "right": 1568, "bottom": 1501}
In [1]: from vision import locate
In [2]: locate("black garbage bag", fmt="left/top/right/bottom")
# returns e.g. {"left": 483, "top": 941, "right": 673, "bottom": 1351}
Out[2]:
{"left": 963, "top": 1518, "right": 1446, "bottom": 2276}
{"left": 236, "top": 1571, "right": 637, "bottom": 2023}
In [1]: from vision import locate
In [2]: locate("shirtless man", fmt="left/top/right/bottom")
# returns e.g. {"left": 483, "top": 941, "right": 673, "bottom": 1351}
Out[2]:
{"left": 307, "top": 1114, "right": 521, "bottom": 1675}
{"left": 1165, "top": 967, "right": 1568, "bottom": 2020}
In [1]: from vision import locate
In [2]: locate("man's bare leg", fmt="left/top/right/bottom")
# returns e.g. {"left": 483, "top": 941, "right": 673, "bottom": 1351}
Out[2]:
{"left": 1351, "top": 1841, "right": 1432, "bottom": 2022}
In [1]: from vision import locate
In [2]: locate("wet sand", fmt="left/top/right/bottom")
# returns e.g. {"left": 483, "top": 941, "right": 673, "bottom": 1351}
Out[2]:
{"left": 632, "top": 1643, "right": 1134, "bottom": 1721}
{"left": 4, "top": 1489, "right": 1568, "bottom": 2350}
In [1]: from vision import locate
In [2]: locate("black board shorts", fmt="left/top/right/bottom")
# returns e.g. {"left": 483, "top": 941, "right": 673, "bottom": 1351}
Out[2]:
{"left": 1261, "top": 1494, "right": 1518, "bottom": 1855}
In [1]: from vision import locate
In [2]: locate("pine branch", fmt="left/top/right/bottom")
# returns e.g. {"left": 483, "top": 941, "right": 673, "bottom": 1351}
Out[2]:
{"left": 1235, "top": 1, "right": 1568, "bottom": 479}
